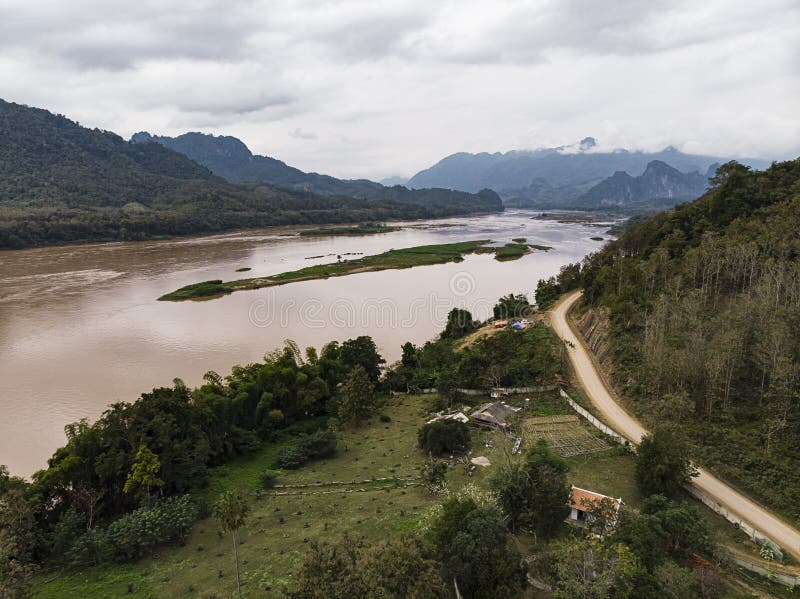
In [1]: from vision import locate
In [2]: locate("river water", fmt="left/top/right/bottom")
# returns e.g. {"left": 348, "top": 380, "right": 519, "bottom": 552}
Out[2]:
{"left": 0, "top": 210, "right": 609, "bottom": 476}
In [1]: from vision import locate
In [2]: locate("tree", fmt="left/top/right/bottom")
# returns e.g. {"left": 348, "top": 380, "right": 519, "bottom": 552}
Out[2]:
{"left": 0, "top": 488, "right": 38, "bottom": 599}
{"left": 535, "top": 277, "right": 561, "bottom": 309}
{"left": 123, "top": 444, "right": 164, "bottom": 505}
{"left": 428, "top": 498, "right": 526, "bottom": 599}
{"left": 289, "top": 535, "right": 448, "bottom": 599}
{"left": 417, "top": 420, "right": 471, "bottom": 455}
{"left": 635, "top": 427, "right": 697, "bottom": 498}
{"left": 491, "top": 440, "right": 570, "bottom": 537}
{"left": 339, "top": 336, "right": 385, "bottom": 383}
{"left": 493, "top": 293, "right": 531, "bottom": 320}
{"left": 213, "top": 492, "right": 249, "bottom": 599}
{"left": 441, "top": 308, "right": 477, "bottom": 339}
{"left": 337, "top": 365, "right": 376, "bottom": 426}
{"left": 435, "top": 366, "right": 461, "bottom": 408}
{"left": 551, "top": 538, "right": 640, "bottom": 599}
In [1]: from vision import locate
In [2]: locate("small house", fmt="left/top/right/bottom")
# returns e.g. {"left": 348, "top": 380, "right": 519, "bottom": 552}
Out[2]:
{"left": 567, "top": 486, "right": 623, "bottom": 529}
{"left": 470, "top": 401, "right": 521, "bottom": 429}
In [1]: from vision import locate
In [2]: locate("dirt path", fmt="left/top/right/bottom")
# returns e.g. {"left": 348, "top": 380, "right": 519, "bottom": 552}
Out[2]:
{"left": 549, "top": 290, "right": 800, "bottom": 561}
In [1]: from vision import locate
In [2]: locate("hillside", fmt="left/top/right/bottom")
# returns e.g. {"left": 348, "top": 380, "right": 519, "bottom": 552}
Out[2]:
{"left": 131, "top": 131, "right": 501, "bottom": 211}
{"left": 575, "top": 159, "right": 800, "bottom": 518}
{"left": 407, "top": 139, "right": 769, "bottom": 211}
{"left": 0, "top": 100, "right": 501, "bottom": 249}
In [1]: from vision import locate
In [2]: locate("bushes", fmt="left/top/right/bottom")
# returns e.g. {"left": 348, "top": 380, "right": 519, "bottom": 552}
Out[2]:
{"left": 63, "top": 495, "right": 198, "bottom": 565}
{"left": 417, "top": 420, "right": 471, "bottom": 455}
{"left": 274, "top": 430, "right": 338, "bottom": 470}
{"left": 259, "top": 469, "right": 279, "bottom": 489}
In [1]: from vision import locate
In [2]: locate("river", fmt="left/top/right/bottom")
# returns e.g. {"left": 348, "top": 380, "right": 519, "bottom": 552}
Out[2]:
{"left": 0, "top": 210, "right": 609, "bottom": 476}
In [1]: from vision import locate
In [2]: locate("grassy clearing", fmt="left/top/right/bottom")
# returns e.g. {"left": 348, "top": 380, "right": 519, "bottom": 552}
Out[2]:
{"left": 494, "top": 242, "right": 531, "bottom": 261}
{"left": 159, "top": 240, "right": 497, "bottom": 301}
{"left": 298, "top": 224, "right": 399, "bottom": 236}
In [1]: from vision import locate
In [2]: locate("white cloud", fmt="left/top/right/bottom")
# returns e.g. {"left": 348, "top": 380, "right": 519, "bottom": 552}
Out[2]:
{"left": 0, "top": 0, "right": 797, "bottom": 179}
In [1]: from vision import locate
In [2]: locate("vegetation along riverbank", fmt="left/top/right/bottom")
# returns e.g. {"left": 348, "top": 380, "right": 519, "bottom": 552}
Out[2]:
{"left": 158, "top": 239, "right": 545, "bottom": 301}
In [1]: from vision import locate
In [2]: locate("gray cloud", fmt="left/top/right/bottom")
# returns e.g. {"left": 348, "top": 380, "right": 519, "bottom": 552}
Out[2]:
{"left": 0, "top": 0, "right": 797, "bottom": 179}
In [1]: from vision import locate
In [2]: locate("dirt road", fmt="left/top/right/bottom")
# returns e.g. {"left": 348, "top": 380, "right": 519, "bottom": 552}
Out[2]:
{"left": 550, "top": 290, "right": 800, "bottom": 561}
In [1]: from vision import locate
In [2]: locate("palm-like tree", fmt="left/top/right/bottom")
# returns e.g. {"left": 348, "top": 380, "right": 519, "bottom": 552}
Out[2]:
{"left": 213, "top": 491, "right": 249, "bottom": 599}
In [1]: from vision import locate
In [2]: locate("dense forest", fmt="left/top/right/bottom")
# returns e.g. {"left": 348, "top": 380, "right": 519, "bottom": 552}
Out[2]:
{"left": 0, "top": 100, "right": 502, "bottom": 249}
{"left": 574, "top": 159, "right": 800, "bottom": 518}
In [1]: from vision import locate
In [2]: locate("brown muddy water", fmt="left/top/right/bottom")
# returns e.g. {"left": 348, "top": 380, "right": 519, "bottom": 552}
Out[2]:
{"left": 0, "top": 210, "right": 611, "bottom": 475}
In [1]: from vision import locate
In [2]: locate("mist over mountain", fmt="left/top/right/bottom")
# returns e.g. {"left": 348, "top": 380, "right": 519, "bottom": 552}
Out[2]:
{"left": 407, "top": 139, "right": 769, "bottom": 211}
{"left": 131, "top": 131, "right": 498, "bottom": 212}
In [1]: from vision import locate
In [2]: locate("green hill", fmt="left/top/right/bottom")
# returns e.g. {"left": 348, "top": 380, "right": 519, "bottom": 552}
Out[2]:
{"left": 0, "top": 100, "right": 501, "bottom": 249}
{"left": 576, "top": 159, "right": 800, "bottom": 518}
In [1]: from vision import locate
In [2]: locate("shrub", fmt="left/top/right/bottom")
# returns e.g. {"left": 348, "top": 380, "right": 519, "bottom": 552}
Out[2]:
{"left": 417, "top": 420, "right": 471, "bottom": 455}
{"left": 274, "top": 430, "right": 338, "bottom": 469}
{"left": 379, "top": 414, "right": 391, "bottom": 423}
{"left": 259, "top": 469, "right": 279, "bottom": 489}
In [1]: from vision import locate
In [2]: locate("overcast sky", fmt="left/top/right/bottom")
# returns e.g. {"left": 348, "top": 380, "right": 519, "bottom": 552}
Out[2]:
{"left": 1, "top": 0, "right": 798, "bottom": 180}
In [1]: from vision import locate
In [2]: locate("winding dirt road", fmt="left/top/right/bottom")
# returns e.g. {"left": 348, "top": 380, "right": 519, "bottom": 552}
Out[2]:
{"left": 550, "top": 290, "right": 800, "bottom": 561}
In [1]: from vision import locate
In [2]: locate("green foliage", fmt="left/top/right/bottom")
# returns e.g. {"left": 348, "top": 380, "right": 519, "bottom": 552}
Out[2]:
{"left": 274, "top": 430, "right": 338, "bottom": 469}
{"left": 0, "top": 486, "right": 38, "bottom": 598}
{"left": 258, "top": 469, "right": 279, "bottom": 489}
{"left": 613, "top": 496, "right": 711, "bottom": 576}
{"left": 494, "top": 242, "right": 530, "bottom": 261}
{"left": 635, "top": 427, "right": 697, "bottom": 499}
{"left": 289, "top": 535, "right": 449, "bottom": 599}
{"left": 579, "top": 159, "right": 800, "bottom": 516}
{"left": 417, "top": 420, "right": 471, "bottom": 455}
{"left": 428, "top": 498, "right": 526, "bottom": 599}
{"left": 535, "top": 277, "right": 561, "bottom": 309}
{"left": 419, "top": 460, "right": 448, "bottom": 492}
{"left": 441, "top": 307, "right": 478, "bottom": 339}
{"left": 123, "top": 444, "right": 164, "bottom": 504}
{"left": 493, "top": 293, "right": 531, "bottom": 320}
{"left": 337, "top": 365, "right": 377, "bottom": 426}
{"left": 299, "top": 223, "right": 398, "bottom": 236}
{"left": 213, "top": 492, "right": 249, "bottom": 534}
{"left": 388, "top": 317, "right": 563, "bottom": 393}
{"left": 491, "top": 440, "right": 570, "bottom": 536}
{"left": 103, "top": 495, "right": 198, "bottom": 562}
{"left": 160, "top": 240, "right": 503, "bottom": 301}
{"left": 550, "top": 537, "right": 640, "bottom": 599}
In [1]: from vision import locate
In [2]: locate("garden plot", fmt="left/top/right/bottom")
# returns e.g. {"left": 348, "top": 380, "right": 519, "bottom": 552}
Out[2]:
{"left": 524, "top": 415, "right": 610, "bottom": 457}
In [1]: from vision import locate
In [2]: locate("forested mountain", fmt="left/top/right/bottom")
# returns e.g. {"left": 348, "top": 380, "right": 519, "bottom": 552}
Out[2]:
{"left": 0, "top": 100, "right": 501, "bottom": 249}
{"left": 131, "top": 131, "right": 500, "bottom": 210}
{"left": 574, "top": 159, "right": 800, "bottom": 516}
{"left": 574, "top": 160, "right": 714, "bottom": 210}
{"left": 407, "top": 139, "right": 769, "bottom": 211}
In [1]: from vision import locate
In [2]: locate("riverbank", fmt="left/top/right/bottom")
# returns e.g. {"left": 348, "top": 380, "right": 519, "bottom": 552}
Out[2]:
{"left": 159, "top": 239, "right": 544, "bottom": 301}
{"left": 298, "top": 224, "right": 399, "bottom": 236}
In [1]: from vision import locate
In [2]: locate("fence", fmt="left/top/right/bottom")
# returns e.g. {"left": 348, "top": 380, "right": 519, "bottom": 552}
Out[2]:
{"left": 558, "top": 388, "right": 631, "bottom": 447}
{"left": 725, "top": 553, "right": 799, "bottom": 588}
{"left": 396, "top": 385, "right": 559, "bottom": 396}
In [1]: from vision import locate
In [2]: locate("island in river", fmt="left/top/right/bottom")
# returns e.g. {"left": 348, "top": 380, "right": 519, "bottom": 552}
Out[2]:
{"left": 159, "top": 239, "right": 550, "bottom": 301}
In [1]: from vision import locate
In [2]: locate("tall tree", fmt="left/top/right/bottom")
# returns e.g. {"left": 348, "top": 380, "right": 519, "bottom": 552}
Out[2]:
{"left": 337, "top": 365, "right": 376, "bottom": 426}
{"left": 123, "top": 444, "right": 164, "bottom": 506}
{"left": 213, "top": 491, "right": 249, "bottom": 599}
{"left": 635, "top": 427, "right": 697, "bottom": 498}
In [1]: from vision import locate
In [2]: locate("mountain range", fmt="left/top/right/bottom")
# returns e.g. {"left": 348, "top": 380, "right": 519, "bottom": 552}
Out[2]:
{"left": 130, "top": 131, "right": 500, "bottom": 212}
{"left": 0, "top": 99, "right": 501, "bottom": 249}
{"left": 405, "top": 137, "right": 770, "bottom": 211}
